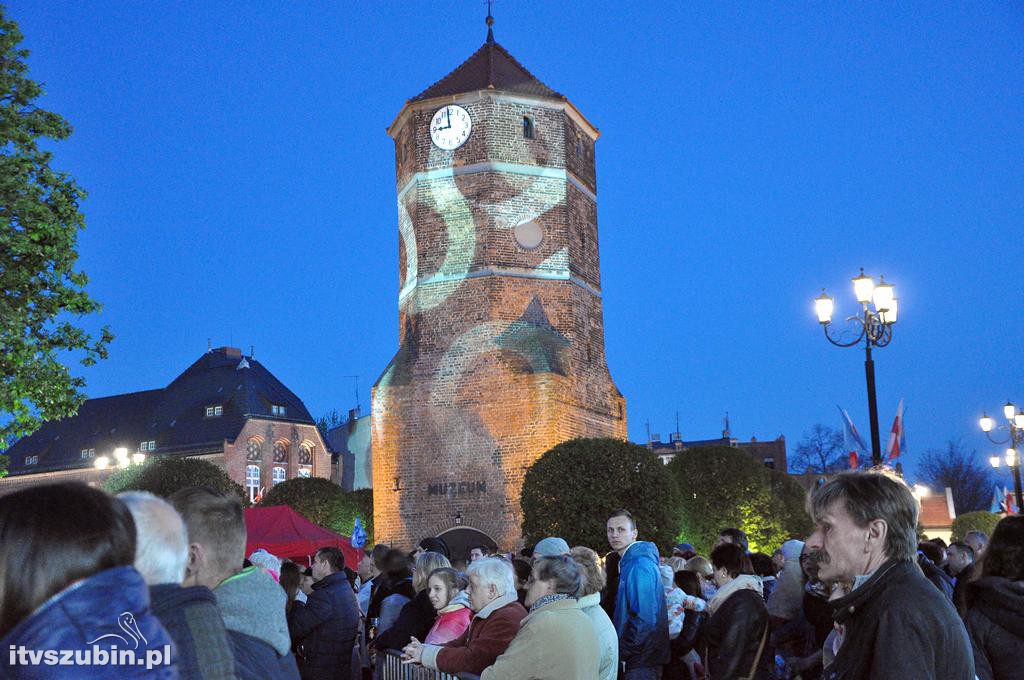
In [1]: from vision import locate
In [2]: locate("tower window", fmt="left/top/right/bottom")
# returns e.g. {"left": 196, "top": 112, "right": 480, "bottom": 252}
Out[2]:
{"left": 523, "top": 116, "right": 535, "bottom": 139}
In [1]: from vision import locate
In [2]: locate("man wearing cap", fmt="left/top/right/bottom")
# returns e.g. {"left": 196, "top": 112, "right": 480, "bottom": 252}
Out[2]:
{"left": 532, "top": 537, "right": 570, "bottom": 559}
{"left": 671, "top": 544, "right": 697, "bottom": 560}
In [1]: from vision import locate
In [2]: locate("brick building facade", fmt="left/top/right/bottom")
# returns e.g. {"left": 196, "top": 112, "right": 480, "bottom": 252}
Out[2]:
{"left": 371, "top": 27, "right": 627, "bottom": 551}
{"left": 0, "top": 346, "right": 332, "bottom": 499}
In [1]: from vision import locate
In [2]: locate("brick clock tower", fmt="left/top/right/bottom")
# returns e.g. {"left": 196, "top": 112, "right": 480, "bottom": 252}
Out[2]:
{"left": 372, "top": 19, "right": 626, "bottom": 553}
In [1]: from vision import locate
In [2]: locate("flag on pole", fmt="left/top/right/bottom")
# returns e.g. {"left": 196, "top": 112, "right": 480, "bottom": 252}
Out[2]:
{"left": 837, "top": 406, "right": 867, "bottom": 466}
{"left": 991, "top": 485, "right": 1005, "bottom": 513}
{"left": 1004, "top": 488, "right": 1019, "bottom": 515}
{"left": 351, "top": 516, "right": 367, "bottom": 549}
{"left": 885, "top": 399, "right": 905, "bottom": 461}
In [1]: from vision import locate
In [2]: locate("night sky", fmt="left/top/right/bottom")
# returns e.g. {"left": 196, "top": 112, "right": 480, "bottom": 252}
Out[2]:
{"left": 8, "top": 2, "right": 1023, "bottom": 485}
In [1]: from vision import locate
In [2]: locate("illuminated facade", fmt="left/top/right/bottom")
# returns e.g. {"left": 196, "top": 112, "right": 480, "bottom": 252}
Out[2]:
{"left": 372, "top": 26, "right": 627, "bottom": 551}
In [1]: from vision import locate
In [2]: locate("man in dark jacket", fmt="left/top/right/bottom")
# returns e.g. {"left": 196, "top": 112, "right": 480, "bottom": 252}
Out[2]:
{"left": 806, "top": 470, "right": 974, "bottom": 680}
{"left": 607, "top": 509, "right": 670, "bottom": 680}
{"left": 947, "top": 541, "right": 976, "bottom": 616}
{"left": 171, "top": 487, "right": 299, "bottom": 680}
{"left": 917, "top": 541, "right": 954, "bottom": 600}
{"left": 289, "top": 547, "right": 360, "bottom": 680}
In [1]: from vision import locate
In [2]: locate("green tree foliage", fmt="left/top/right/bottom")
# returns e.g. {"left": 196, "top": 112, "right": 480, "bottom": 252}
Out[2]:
{"left": 103, "top": 456, "right": 246, "bottom": 503}
{"left": 0, "top": 453, "right": 8, "bottom": 478}
{"left": 0, "top": 9, "right": 112, "bottom": 448}
{"left": 259, "top": 477, "right": 373, "bottom": 542}
{"left": 667, "top": 446, "right": 812, "bottom": 555}
{"left": 951, "top": 510, "right": 1002, "bottom": 542}
{"left": 521, "top": 438, "right": 680, "bottom": 552}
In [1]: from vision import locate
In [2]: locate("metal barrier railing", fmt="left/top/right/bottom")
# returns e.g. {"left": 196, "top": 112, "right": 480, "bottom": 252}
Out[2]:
{"left": 376, "top": 649, "right": 478, "bottom": 680}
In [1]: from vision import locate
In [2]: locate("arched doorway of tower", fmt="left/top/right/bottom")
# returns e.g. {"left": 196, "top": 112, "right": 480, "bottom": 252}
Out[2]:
{"left": 437, "top": 527, "right": 498, "bottom": 563}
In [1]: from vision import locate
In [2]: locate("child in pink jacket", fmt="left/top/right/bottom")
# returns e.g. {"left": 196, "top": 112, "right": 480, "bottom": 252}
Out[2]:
{"left": 424, "top": 567, "right": 472, "bottom": 644}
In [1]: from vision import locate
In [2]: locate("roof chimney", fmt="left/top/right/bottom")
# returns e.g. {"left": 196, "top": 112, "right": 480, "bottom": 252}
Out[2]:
{"left": 215, "top": 346, "right": 242, "bottom": 359}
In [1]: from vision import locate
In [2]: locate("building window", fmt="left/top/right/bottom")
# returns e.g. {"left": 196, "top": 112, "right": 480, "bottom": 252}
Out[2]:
{"left": 246, "top": 439, "right": 263, "bottom": 462}
{"left": 272, "top": 467, "right": 286, "bottom": 485}
{"left": 273, "top": 441, "right": 288, "bottom": 463}
{"left": 140, "top": 440, "right": 155, "bottom": 452}
{"left": 271, "top": 404, "right": 286, "bottom": 416}
{"left": 297, "top": 468, "right": 311, "bottom": 479}
{"left": 522, "top": 116, "right": 535, "bottom": 139}
{"left": 246, "top": 465, "right": 260, "bottom": 502}
{"left": 205, "top": 405, "right": 223, "bottom": 417}
{"left": 298, "top": 445, "right": 312, "bottom": 465}
{"left": 764, "top": 457, "right": 775, "bottom": 469}
{"left": 25, "top": 455, "right": 38, "bottom": 466}
{"left": 80, "top": 449, "right": 94, "bottom": 459}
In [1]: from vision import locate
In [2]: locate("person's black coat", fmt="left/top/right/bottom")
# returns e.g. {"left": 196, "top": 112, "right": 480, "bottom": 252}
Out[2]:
{"left": 601, "top": 550, "right": 621, "bottom": 621}
{"left": 951, "top": 561, "right": 976, "bottom": 617}
{"left": 965, "top": 576, "right": 1024, "bottom": 680}
{"left": 664, "top": 609, "right": 707, "bottom": 680}
{"left": 823, "top": 559, "right": 974, "bottom": 680}
{"left": 918, "top": 552, "right": 954, "bottom": 601}
{"left": 373, "top": 589, "right": 436, "bottom": 651}
{"left": 705, "top": 588, "right": 769, "bottom": 680}
{"left": 288, "top": 571, "right": 360, "bottom": 680}
{"left": 228, "top": 630, "right": 300, "bottom": 680}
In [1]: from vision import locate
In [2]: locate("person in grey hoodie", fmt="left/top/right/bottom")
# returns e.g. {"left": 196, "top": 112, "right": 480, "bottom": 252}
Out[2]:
{"left": 170, "top": 487, "right": 299, "bottom": 680}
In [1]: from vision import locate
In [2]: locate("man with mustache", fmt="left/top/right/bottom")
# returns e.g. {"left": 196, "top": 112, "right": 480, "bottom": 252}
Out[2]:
{"left": 806, "top": 469, "right": 974, "bottom": 680}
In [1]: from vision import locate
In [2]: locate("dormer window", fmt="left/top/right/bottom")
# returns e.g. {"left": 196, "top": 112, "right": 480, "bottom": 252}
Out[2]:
{"left": 271, "top": 404, "right": 287, "bottom": 417}
{"left": 140, "top": 440, "right": 156, "bottom": 452}
{"left": 80, "top": 448, "right": 95, "bottom": 459}
{"left": 25, "top": 455, "right": 38, "bottom": 466}
{"left": 523, "top": 116, "right": 535, "bottom": 139}
{"left": 205, "top": 405, "right": 223, "bottom": 417}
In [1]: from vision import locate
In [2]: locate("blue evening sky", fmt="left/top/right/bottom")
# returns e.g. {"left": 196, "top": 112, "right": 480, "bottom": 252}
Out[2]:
{"left": 8, "top": 2, "right": 1023, "bottom": 484}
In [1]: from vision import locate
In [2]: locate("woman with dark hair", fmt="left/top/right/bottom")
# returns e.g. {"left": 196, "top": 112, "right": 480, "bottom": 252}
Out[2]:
{"left": 964, "top": 514, "right": 1024, "bottom": 680}
{"left": 366, "top": 548, "right": 415, "bottom": 641}
{"left": 665, "top": 570, "right": 708, "bottom": 680}
{"left": 704, "top": 543, "right": 769, "bottom": 680}
{"left": 480, "top": 555, "right": 599, "bottom": 679}
{"left": 279, "top": 561, "right": 305, "bottom": 615}
{"left": 0, "top": 483, "right": 176, "bottom": 677}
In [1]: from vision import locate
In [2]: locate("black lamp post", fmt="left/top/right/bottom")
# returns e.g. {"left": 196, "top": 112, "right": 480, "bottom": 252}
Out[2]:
{"left": 980, "top": 402, "right": 1024, "bottom": 513}
{"left": 814, "top": 268, "right": 899, "bottom": 467}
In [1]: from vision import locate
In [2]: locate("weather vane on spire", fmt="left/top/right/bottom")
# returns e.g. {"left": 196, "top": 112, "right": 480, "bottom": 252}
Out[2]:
{"left": 486, "top": 0, "right": 495, "bottom": 43}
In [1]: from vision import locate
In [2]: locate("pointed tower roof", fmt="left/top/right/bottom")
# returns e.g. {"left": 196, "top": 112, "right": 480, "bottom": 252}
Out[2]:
{"left": 411, "top": 35, "right": 563, "bottom": 102}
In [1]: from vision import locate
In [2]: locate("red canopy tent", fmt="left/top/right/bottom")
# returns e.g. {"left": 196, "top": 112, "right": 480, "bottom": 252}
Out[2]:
{"left": 244, "top": 505, "right": 360, "bottom": 568}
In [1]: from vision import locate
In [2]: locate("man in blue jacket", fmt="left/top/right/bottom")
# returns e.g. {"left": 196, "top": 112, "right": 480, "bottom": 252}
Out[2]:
{"left": 606, "top": 509, "right": 669, "bottom": 680}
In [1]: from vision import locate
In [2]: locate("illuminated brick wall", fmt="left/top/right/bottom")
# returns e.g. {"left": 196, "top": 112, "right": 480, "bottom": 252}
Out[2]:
{"left": 372, "top": 90, "right": 626, "bottom": 550}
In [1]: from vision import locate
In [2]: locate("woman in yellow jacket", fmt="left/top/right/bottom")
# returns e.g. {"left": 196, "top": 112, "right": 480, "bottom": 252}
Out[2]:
{"left": 482, "top": 555, "right": 600, "bottom": 680}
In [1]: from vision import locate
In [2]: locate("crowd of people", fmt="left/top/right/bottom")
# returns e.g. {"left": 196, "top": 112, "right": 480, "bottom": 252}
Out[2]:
{"left": 0, "top": 469, "right": 1022, "bottom": 679}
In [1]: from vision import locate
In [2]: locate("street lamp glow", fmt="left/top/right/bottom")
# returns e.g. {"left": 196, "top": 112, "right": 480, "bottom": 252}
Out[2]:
{"left": 95, "top": 456, "right": 110, "bottom": 470}
{"left": 852, "top": 268, "right": 875, "bottom": 304}
{"left": 882, "top": 297, "right": 899, "bottom": 324}
{"left": 1015, "top": 412, "right": 1024, "bottom": 429}
{"left": 114, "top": 447, "right": 128, "bottom": 461}
{"left": 1004, "top": 401, "right": 1016, "bottom": 421}
{"left": 913, "top": 484, "right": 929, "bottom": 499}
{"left": 1007, "top": 449, "right": 1017, "bottom": 466}
{"left": 132, "top": 453, "right": 146, "bottom": 465}
{"left": 991, "top": 455, "right": 1001, "bottom": 469}
{"left": 980, "top": 413, "right": 995, "bottom": 432}
{"left": 872, "top": 277, "right": 895, "bottom": 313}
{"left": 814, "top": 290, "right": 835, "bottom": 324}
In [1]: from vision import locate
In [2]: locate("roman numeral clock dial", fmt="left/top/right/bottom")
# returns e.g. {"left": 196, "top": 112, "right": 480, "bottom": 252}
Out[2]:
{"left": 429, "top": 105, "right": 472, "bottom": 150}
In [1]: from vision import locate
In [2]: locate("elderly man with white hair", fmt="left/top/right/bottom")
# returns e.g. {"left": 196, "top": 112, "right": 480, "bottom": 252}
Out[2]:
{"left": 401, "top": 557, "right": 527, "bottom": 676}
{"left": 119, "top": 491, "right": 238, "bottom": 679}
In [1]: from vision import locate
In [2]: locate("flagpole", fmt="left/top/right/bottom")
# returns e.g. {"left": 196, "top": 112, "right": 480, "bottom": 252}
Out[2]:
{"left": 864, "top": 346, "right": 882, "bottom": 466}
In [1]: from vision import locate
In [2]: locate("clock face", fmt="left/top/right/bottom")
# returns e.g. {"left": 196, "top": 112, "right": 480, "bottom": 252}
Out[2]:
{"left": 429, "top": 105, "right": 472, "bottom": 150}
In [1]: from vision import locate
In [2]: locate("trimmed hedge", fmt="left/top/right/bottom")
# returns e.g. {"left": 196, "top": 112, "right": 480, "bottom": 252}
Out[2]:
{"left": 259, "top": 477, "right": 373, "bottom": 542}
{"left": 951, "top": 510, "right": 1002, "bottom": 542}
{"left": 521, "top": 437, "right": 680, "bottom": 553}
{"left": 103, "top": 456, "right": 247, "bottom": 503}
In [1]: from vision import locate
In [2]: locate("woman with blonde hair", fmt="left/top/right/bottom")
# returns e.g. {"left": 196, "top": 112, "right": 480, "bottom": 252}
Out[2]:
{"left": 686, "top": 555, "right": 718, "bottom": 601}
{"left": 374, "top": 550, "right": 451, "bottom": 651}
{"left": 571, "top": 546, "right": 619, "bottom": 680}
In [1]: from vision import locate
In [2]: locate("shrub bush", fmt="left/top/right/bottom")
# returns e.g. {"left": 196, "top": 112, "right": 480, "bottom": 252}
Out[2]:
{"left": 259, "top": 477, "right": 373, "bottom": 542}
{"left": 521, "top": 437, "right": 680, "bottom": 552}
{"left": 951, "top": 510, "right": 1002, "bottom": 542}
{"left": 103, "top": 455, "right": 246, "bottom": 503}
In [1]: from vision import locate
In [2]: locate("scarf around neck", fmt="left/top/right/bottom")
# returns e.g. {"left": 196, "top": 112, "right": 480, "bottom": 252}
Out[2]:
{"left": 708, "top": 574, "right": 763, "bottom": 616}
{"left": 529, "top": 592, "right": 573, "bottom": 613}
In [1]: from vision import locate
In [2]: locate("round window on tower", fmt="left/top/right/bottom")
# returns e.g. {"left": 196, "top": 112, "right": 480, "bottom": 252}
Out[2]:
{"left": 514, "top": 220, "right": 544, "bottom": 251}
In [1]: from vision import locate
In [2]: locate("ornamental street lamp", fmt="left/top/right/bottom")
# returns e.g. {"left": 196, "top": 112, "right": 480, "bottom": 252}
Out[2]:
{"left": 979, "top": 401, "right": 1023, "bottom": 512}
{"left": 814, "top": 268, "right": 899, "bottom": 467}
